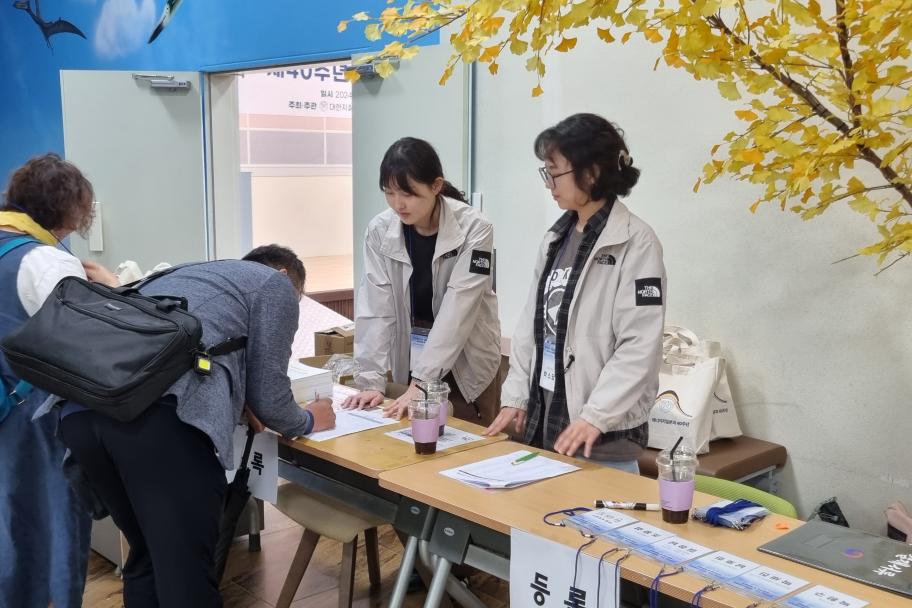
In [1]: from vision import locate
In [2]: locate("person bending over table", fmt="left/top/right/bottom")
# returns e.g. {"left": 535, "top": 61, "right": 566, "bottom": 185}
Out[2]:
{"left": 343, "top": 137, "right": 501, "bottom": 425}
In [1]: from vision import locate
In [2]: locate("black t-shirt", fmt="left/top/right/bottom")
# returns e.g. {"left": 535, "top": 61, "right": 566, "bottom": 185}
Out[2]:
{"left": 405, "top": 225, "right": 437, "bottom": 325}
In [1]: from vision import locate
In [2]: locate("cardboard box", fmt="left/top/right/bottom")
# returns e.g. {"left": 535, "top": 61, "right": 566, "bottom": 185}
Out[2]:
{"left": 313, "top": 324, "right": 355, "bottom": 356}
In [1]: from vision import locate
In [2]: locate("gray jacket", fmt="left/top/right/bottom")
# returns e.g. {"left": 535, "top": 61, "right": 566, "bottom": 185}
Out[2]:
{"left": 141, "top": 261, "right": 312, "bottom": 469}
{"left": 501, "top": 201, "right": 666, "bottom": 433}
{"left": 354, "top": 197, "right": 501, "bottom": 402}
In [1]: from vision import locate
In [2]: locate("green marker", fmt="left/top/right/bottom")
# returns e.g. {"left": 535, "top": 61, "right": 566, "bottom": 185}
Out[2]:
{"left": 511, "top": 451, "right": 540, "bottom": 466}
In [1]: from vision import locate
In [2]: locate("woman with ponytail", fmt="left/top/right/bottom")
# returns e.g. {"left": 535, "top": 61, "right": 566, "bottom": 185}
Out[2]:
{"left": 486, "top": 114, "right": 667, "bottom": 474}
{"left": 344, "top": 137, "right": 502, "bottom": 424}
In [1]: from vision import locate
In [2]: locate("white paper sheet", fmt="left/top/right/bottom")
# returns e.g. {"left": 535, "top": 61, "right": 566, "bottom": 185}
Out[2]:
{"left": 784, "top": 585, "right": 867, "bottom": 608}
{"left": 440, "top": 450, "right": 580, "bottom": 489}
{"left": 304, "top": 388, "right": 399, "bottom": 442}
{"left": 385, "top": 426, "right": 484, "bottom": 451}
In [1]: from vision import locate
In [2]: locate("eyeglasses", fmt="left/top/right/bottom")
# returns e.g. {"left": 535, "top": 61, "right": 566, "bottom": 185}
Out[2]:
{"left": 538, "top": 166, "right": 574, "bottom": 189}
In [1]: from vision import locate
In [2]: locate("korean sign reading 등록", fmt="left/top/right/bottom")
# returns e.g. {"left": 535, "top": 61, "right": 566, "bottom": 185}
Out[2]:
{"left": 510, "top": 528, "right": 620, "bottom": 608}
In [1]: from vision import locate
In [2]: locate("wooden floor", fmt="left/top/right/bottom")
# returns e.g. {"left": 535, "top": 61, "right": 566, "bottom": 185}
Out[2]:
{"left": 83, "top": 502, "right": 509, "bottom": 607}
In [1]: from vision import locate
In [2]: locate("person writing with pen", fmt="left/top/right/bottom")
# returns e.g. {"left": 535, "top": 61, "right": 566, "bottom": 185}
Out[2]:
{"left": 485, "top": 114, "right": 666, "bottom": 474}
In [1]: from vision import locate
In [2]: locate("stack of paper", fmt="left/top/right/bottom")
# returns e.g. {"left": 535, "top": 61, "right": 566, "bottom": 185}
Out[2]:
{"left": 440, "top": 450, "right": 580, "bottom": 489}
{"left": 287, "top": 360, "right": 332, "bottom": 403}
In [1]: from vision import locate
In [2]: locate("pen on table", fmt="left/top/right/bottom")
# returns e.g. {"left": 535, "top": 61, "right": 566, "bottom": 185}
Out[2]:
{"left": 511, "top": 451, "right": 540, "bottom": 465}
{"left": 594, "top": 500, "right": 660, "bottom": 511}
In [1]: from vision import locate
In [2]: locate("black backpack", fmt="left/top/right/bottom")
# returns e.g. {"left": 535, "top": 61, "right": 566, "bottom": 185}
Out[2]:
{"left": 0, "top": 265, "right": 245, "bottom": 422}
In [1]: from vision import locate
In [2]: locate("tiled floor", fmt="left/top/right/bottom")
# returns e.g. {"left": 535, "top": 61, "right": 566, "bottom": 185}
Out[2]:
{"left": 83, "top": 503, "right": 509, "bottom": 607}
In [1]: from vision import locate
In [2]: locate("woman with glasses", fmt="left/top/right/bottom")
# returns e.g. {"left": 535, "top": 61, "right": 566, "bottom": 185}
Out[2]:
{"left": 484, "top": 113, "right": 666, "bottom": 474}
{"left": 343, "top": 137, "right": 502, "bottom": 424}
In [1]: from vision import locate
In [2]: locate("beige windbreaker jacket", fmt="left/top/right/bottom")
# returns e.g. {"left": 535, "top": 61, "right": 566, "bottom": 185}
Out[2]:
{"left": 354, "top": 197, "right": 501, "bottom": 402}
{"left": 500, "top": 201, "right": 666, "bottom": 433}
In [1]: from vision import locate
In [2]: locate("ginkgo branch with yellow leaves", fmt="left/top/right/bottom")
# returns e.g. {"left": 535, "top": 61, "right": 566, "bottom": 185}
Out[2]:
{"left": 342, "top": 0, "right": 912, "bottom": 267}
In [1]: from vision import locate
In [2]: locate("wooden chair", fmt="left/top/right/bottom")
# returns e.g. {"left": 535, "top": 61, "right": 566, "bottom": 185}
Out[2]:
{"left": 274, "top": 484, "right": 385, "bottom": 608}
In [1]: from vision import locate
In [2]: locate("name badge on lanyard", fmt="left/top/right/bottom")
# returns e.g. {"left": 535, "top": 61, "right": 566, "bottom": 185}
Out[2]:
{"left": 539, "top": 335, "right": 556, "bottom": 392}
{"left": 410, "top": 327, "right": 430, "bottom": 373}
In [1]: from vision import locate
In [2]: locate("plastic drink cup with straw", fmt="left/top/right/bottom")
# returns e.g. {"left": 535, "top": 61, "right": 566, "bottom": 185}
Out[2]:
{"left": 409, "top": 398, "right": 441, "bottom": 455}
{"left": 656, "top": 436, "right": 699, "bottom": 523}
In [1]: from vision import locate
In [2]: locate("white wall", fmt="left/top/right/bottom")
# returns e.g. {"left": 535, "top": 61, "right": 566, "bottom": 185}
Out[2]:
{"left": 250, "top": 174, "right": 353, "bottom": 258}
{"left": 352, "top": 42, "right": 469, "bottom": 291}
{"left": 473, "top": 27, "right": 912, "bottom": 533}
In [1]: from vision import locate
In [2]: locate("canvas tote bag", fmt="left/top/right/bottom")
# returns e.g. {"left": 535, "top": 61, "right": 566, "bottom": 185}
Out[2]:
{"left": 647, "top": 326, "right": 743, "bottom": 453}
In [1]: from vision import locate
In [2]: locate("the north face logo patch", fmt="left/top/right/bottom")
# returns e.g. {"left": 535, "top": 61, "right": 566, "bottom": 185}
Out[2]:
{"left": 635, "top": 277, "right": 662, "bottom": 306}
{"left": 594, "top": 253, "right": 616, "bottom": 266}
{"left": 469, "top": 250, "right": 491, "bottom": 275}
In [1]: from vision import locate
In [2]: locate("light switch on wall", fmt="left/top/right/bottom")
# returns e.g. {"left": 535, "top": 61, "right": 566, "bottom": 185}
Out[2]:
{"left": 89, "top": 201, "right": 104, "bottom": 252}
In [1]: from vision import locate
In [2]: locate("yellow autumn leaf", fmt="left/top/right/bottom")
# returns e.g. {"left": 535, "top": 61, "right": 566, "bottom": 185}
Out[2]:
{"left": 717, "top": 81, "right": 740, "bottom": 100}
{"left": 621, "top": 32, "right": 632, "bottom": 44}
{"left": 479, "top": 44, "right": 501, "bottom": 62}
{"left": 737, "top": 149, "right": 764, "bottom": 163}
{"left": 767, "top": 107, "right": 792, "bottom": 121}
{"left": 555, "top": 37, "right": 577, "bottom": 52}
{"left": 365, "top": 23, "right": 382, "bottom": 41}
{"left": 871, "top": 97, "right": 893, "bottom": 117}
{"left": 531, "top": 84, "right": 544, "bottom": 97}
{"left": 375, "top": 60, "right": 396, "bottom": 78}
{"left": 338, "top": 20, "right": 349, "bottom": 33}
{"left": 848, "top": 196, "right": 879, "bottom": 221}
{"left": 489, "top": 62, "right": 499, "bottom": 75}
{"left": 510, "top": 38, "right": 528, "bottom": 54}
{"left": 438, "top": 65, "right": 455, "bottom": 86}
{"left": 343, "top": 69, "right": 360, "bottom": 82}
{"left": 735, "top": 109, "right": 758, "bottom": 121}
{"left": 643, "top": 28, "right": 662, "bottom": 43}
{"left": 749, "top": 200, "right": 762, "bottom": 213}
{"left": 692, "top": 177, "right": 702, "bottom": 193}
{"left": 597, "top": 28, "right": 615, "bottom": 43}
{"left": 352, "top": 11, "right": 369, "bottom": 21}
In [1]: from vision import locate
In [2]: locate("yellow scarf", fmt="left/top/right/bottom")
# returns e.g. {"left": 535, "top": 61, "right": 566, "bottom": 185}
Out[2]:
{"left": 0, "top": 211, "right": 59, "bottom": 246}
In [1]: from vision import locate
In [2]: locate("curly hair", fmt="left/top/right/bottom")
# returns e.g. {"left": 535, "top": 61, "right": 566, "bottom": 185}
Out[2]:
{"left": 2, "top": 153, "right": 95, "bottom": 235}
{"left": 534, "top": 113, "right": 640, "bottom": 201}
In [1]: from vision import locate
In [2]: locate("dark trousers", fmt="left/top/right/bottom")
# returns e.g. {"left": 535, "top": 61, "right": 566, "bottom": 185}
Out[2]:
{"left": 60, "top": 403, "right": 226, "bottom": 608}
{"left": 445, "top": 371, "right": 500, "bottom": 428}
